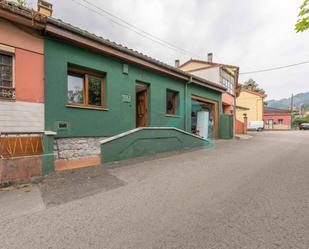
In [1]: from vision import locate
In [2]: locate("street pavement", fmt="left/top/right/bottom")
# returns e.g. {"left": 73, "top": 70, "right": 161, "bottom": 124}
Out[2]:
{"left": 0, "top": 131, "right": 308, "bottom": 249}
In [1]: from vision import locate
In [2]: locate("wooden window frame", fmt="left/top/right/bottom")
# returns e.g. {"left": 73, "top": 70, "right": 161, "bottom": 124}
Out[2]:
{"left": 166, "top": 89, "right": 178, "bottom": 116}
{"left": 67, "top": 66, "right": 105, "bottom": 110}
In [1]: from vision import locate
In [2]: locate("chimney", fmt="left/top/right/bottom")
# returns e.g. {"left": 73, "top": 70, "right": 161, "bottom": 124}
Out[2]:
{"left": 37, "top": 0, "right": 53, "bottom": 17}
{"left": 175, "top": 59, "right": 180, "bottom": 68}
{"left": 207, "top": 52, "right": 213, "bottom": 63}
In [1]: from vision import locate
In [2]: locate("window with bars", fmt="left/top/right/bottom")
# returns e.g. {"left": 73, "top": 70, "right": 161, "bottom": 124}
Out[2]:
{"left": 0, "top": 53, "right": 13, "bottom": 88}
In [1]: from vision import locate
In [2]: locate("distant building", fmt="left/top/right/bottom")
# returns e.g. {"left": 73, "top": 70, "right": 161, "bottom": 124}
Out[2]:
{"left": 236, "top": 84, "right": 267, "bottom": 123}
{"left": 178, "top": 53, "right": 239, "bottom": 116}
{"left": 263, "top": 107, "right": 292, "bottom": 130}
{"left": 178, "top": 53, "right": 238, "bottom": 138}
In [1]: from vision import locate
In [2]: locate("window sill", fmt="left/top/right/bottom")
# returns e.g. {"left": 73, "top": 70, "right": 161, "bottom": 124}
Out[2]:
{"left": 0, "top": 97, "right": 16, "bottom": 102}
{"left": 66, "top": 104, "right": 109, "bottom": 111}
{"left": 165, "top": 114, "right": 182, "bottom": 118}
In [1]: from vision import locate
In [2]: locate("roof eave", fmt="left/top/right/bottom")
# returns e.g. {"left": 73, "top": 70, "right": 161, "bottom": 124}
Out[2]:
{"left": 45, "top": 20, "right": 226, "bottom": 92}
{"left": 0, "top": 1, "right": 46, "bottom": 30}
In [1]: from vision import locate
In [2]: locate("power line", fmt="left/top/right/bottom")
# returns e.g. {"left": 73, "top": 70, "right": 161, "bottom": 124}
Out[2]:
{"left": 240, "top": 60, "right": 309, "bottom": 74}
{"left": 70, "top": 0, "right": 200, "bottom": 58}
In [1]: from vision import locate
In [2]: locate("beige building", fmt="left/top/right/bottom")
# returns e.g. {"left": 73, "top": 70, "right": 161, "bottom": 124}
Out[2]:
{"left": 178, "top": 54, "right": 239, "bottom": 116}
{"left": 236, "top": 85, "right": 266, "bottom": 122}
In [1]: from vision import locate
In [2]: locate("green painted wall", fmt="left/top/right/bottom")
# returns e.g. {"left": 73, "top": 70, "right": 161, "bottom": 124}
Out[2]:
{"left": 101, "top": 128, "right": 211, "bottom": 164}
{"left": 45, "top": 37, "right": 222, "bottom": 138}
{"left": 42, "top": 134, "right": 55, "bottom": 175}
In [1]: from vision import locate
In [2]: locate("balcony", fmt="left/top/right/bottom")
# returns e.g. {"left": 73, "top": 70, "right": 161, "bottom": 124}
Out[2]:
{"left": 0, "top": 86, "right": 16, "bottom": 100}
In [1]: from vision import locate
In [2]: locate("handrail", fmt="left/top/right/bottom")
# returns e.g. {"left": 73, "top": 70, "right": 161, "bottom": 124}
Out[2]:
{"left": 0, "top": 132, "right": 45, "bottom": 135}
{"left": 100, "top": 127, "right": 207, "bottom": 145}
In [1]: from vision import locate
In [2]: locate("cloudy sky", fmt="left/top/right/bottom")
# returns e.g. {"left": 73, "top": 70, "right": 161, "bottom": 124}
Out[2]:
{"left": 28, "top": 0, "right": 309, "bottom": 100}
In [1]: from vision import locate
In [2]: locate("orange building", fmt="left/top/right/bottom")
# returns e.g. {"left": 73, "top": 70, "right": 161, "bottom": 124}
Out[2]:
{"left": 0, "top": 1, "right": 51, "bottom": 183}
{"left": 0, "top": 4, "right": 45, "bottom": 132}
{"left": 263, "top": 107, "right": 291, "bottom": 130}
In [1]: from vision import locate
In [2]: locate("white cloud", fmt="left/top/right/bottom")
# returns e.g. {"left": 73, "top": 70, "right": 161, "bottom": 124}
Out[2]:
{"left": 28, "top": 0, "right": 309, "bottom": 100}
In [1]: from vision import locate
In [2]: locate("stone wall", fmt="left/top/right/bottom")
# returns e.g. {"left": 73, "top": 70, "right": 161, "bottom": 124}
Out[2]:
{"left": 54, "top": 137, "right": 107, "bottom": 161}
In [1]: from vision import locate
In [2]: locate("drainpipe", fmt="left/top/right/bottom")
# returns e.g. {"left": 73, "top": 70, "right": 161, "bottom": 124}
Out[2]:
{"left": 184, "top": 76, "right": 193, "bottom": 132}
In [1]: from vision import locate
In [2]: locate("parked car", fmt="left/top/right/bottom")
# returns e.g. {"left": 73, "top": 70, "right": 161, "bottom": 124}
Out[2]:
{"left": 299, "top": 123, "right": 309, "bottom": 130}
{"left": 247, "top": 121, "right": 264, "bottom": 131}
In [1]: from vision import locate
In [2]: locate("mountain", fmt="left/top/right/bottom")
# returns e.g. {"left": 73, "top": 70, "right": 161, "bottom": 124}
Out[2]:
{"left": 267, "top": 92, "right": 309, "bottom": 110}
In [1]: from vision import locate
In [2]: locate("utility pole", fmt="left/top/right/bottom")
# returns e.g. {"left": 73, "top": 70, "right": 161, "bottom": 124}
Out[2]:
{"left": 299, "top": 103, "right": 303, "bottom": 117}
{"left": 290, "top": 93, "right": 294, "bottom": 128}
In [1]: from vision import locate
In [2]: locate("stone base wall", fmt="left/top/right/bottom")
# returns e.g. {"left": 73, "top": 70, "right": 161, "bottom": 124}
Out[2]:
{"left": 54, "top": 137, "right": 108, "bottom": 161}
{"left": 0, "top": 155, "right": 42, "bottom": 184}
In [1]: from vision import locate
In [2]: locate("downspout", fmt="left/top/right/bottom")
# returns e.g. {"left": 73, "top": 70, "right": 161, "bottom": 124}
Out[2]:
{"left": 184, "top": 76, "right": 193, "bottom": 132}
{"left": 233, "top": 69, "right": 239, "bottom": 137}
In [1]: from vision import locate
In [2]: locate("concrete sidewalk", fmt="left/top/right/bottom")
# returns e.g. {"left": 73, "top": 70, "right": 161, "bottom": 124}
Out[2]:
{"left": 0, "top": 185, "right": 45, "bottom": 223}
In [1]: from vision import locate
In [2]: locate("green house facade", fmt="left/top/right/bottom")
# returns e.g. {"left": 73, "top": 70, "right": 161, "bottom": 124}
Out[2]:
{"left": 43, "top": 19, "right": 227, "bottom": 170}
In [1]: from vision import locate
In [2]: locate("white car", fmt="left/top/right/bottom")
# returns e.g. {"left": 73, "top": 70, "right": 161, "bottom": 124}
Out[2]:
{"left": 247, "top": 121, "right": 264, "bottom": 131}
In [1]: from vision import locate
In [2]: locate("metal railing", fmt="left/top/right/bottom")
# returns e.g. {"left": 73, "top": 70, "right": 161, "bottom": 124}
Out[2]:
{"left": 0, "top": 132, "right": 44, "bottom": 158}
{"left": 0, "top": 86, "right": 16, "bottom": 100}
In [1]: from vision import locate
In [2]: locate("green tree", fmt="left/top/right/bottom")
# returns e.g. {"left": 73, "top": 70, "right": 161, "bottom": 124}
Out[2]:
{"left": 244, "top": 79, "right": 259, "bottom": 89}
{"left": 243, "top": 79, "right": 265, "bottom": 93}
{"left": 295, "top": 0, "right": 309, "bottom": 32}
{"left": 293, "top": 115, "right": 309, "bottom": 127}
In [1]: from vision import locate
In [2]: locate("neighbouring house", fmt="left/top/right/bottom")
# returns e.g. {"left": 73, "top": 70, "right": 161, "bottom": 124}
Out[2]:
{"left": 178, "top": 53, "right": 239, "bottom": 138}
{"left": 263, "top": 107, "right": 291, "bottom": 130}
{"left": 0, "top": 0, "right": 228, "bottom": 180}
{"left": 236, "top": 84, "right": 267, "bottom": 126}
{"left": 0, "top": 1, "right": 56, "bottom": 183}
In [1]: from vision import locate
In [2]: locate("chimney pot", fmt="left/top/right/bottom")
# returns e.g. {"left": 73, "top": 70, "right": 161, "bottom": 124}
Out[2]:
{"left": 175, "top": 59, "right": 180, "bottom": 68}
{"left": 207, "top": 52, "right": 213, "bottom": 63}
{"left": 38, "top": 0, "right": 53, "bottom": 17}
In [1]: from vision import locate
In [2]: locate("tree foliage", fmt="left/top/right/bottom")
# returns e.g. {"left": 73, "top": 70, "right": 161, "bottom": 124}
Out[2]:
{"left": 16, "top": 0, "right": 27, "bottom": 7}
{"left": 295, "top": 0, "right": 309, "bottom": 32}
{"left": 293, "top": 115, "right": 309, "bottom": 126}
{"left": 244, "top": 79, "right": 259, "bottom": 89}
{"left": 243, "top": 79, "right": 265, "bottom": 93}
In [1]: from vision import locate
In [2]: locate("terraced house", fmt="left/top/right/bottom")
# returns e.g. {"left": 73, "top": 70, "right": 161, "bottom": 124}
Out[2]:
{"left": 178, "top": 53, "right": 239, "bottom": 139}
{"left": 0, "top": 1, "right": 50, "bottom": 183}
{"left": 0, "top": 0, "right": 231, "bottom": 183}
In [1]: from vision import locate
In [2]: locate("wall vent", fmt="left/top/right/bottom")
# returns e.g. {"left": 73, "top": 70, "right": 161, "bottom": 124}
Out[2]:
{"left": 55, "top": 121, "right": 69, "bottom": 131}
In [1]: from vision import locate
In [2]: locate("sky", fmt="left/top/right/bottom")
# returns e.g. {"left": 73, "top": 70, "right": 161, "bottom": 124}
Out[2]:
{"left": 27, "top": 0, "right": 309, "bottom": 100}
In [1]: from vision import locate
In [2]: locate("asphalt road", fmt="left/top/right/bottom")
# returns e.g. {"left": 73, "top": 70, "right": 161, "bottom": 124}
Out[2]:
{"left": 0, "top": 131, "right": 309, "bottom": 249}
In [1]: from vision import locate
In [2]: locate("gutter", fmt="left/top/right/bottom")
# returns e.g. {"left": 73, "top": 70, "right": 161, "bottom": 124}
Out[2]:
{"left": 184, "top": 76, "right": 193, "bottom": 131}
